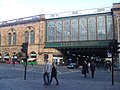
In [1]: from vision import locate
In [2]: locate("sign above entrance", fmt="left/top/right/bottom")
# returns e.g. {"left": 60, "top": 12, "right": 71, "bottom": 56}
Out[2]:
{"left": 45, "top": 7, "right": 111, "bottom": 19}
{"left": 45, "top": 40, "right": 111, "bottom": 48}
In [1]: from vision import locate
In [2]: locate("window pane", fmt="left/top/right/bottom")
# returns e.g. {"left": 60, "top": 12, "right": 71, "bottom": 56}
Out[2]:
{"left": 8, "top": 33, "right": 12, "bottom": 45}
{"left": 71, "top": 17, "right": 78, "bottom": 41}
{"left": 47, "top": 20, "right": 55, "bottom": 42}
{"left": 56, "top": 19, "right": 62, "bottom": 42}
{"left": 107, "top": 15, "right": 113, "bottom": 39}
{"left": 97, "top": 16, "right": 106, "bottom": 40}
{"left": 30, "top": 31, "right": 35, "bottom": 44}
{"left": 25, "top": 31, "right": 29, "bottom": 43}
{"left": 79, "top": 17, "right": 87, "bottom": 41}
{"left": 13, "top": 32, "right": 16, "bottom": 45}
{"left": 88, "top": 16, "right": 96, "bottom": 40}
{"left": 63, "top": 18, "right": 70, "bottom": 41}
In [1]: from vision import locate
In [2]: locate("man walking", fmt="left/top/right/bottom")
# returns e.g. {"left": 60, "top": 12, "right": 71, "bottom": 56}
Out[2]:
{"left": 43, "top": 59, "right": 51, "bottom": 85}
{"left": 90, "top": 61, "right": 96, "bottom": 78}
{"left": 82, "top": 61, "right": 88, "bottom": 78}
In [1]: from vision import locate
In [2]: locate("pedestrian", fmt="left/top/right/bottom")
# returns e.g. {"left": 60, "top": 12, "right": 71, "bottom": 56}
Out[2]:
{"left": 104, "top": 61, "right": 107, "bottom": 71}
{"left": 108, "top": 61, "right": 111, "bottom": 72}
{"left": 50, "top": 63, "right": 59, "bottom": 85}
{"left": 12, "top": 60, "right": 15, "bottom": 66}
{"left": 90, "top": 61, "right": 96, "bottom": 78}
{"left": 81, "top": 61, "right": 88, "bottom": 78}
{"left": 104, "top": 61, "right": 111, "bottom": 72}
{"left": 43, "top": 59, "right": 51, "bottom": 85}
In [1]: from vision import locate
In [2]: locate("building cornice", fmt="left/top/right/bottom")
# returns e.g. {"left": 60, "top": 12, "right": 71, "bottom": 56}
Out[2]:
{"left": 0, "top": 14, "right": 45, "bottom": 27}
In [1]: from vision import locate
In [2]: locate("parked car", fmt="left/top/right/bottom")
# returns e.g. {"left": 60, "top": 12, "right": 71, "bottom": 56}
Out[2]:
{"left": 67, "top": 63, "right": 79, "bottom": 69}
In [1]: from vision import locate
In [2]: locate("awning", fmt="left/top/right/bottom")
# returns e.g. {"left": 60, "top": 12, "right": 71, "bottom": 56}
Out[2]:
{"left": 4, "top": 56, "right": 9, "bottom": 58}
{"left": 31, "top": 54, "right": 36, "bottom": 56}
{"left": 27, "top": 58, "right": 36, "bottom": 61}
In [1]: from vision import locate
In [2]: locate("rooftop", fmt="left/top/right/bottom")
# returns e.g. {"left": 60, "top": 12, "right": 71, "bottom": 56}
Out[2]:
{"left": 0, "top": 7, "right": 112, "bottom": 27}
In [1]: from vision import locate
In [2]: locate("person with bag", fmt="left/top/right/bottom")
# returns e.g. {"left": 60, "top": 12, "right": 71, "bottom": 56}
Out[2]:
{"left": 50, "top": 63, "right": 59, "bottom": 85}
{"left": 90, "top": 61, "right": 96, "bottom": 78}
{"left": 81, "top": 61, "right": 88, "bottom": 78}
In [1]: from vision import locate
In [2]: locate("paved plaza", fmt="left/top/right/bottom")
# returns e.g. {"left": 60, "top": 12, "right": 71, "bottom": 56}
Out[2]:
{"left": 0, "top": 65, "right": 120, "bottom": 90}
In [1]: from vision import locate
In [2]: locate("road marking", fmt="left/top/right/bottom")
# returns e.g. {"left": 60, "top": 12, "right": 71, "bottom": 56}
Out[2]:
{"left": 57, "top": 70, "right": 62, "bottom": 74}
{"left": 57, "top": 70, "right": 80, "bottom": 75}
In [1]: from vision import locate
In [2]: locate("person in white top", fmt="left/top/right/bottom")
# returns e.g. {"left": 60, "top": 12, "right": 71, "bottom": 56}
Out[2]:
{"left": 43, "top": 59, "right": 51, "bottom": 85}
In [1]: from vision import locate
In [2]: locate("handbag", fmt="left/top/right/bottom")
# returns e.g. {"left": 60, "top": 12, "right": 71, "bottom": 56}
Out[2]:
{"left": 81, "top": 68, "right": 85, "bottom": 74}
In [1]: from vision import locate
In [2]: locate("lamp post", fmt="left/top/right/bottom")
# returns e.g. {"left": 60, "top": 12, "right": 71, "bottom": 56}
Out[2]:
{"left": 21, "top": 42, "right": 28, "bottom": 80}
{"left": 117, "top": 15, "right": 120, "bottom": 70}
{"left": 111, "top": 8, "right": 115, "bottom": 86}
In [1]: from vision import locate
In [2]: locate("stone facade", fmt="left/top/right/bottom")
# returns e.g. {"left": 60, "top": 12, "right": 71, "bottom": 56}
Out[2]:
{"left": 112, "top": 3, "right": 120, "bottom": 40}
{"left": 0, "top": 15, "right": 60, "bottom": 64}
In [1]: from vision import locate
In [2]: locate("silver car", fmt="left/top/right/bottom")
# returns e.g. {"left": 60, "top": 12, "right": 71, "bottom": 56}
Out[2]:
{"left": 67, "top": 63, "right": 79, "bottom": 69}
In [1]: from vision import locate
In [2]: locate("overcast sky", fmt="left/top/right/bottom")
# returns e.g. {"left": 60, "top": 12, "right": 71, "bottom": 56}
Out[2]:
{"left": 0, "top": 0, "right": 119, "bottom": 21}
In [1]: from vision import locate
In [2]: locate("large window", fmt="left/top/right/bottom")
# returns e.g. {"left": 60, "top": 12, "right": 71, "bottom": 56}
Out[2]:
{"left": 8, "top": 33, "right": 12, "bottom": 45}
{"left": 79, "top": 17, "right": 87, "bottom": 41}
{"left": 97, "top": 16, "right": 106, "bottom": 40}
{"left": 30, "top": 30, "right": 35, "bottom": 44}
{"left": 106, "top": 15, "right": 113, "bottom": 39}
{"left": 13, "top": 32, "right": 16, "bottom": 45}
{"left": 46, "top": 14, "right": 113, "bottom": 42}
{"left": 25, "top": 31, "right": 29, "bottom": 43}
{"left": 63, "top": 18, "right": 70, "bottom": 41}
{"left": 47, "top": 20, "right": 55, "bottom": 42}
{"left": 88, "top": 16, "right": 96, "bottom": 40}
{"left": 56, "top": 19, "right": 62, "bottom": 42}
{"left": 71, "top": 17, "right": 78, "bottom": 41}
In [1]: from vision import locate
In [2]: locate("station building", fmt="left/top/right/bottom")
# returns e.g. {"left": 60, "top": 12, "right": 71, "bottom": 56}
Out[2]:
{"left": 0, "top": 3, "right": 120, "bottom": 65}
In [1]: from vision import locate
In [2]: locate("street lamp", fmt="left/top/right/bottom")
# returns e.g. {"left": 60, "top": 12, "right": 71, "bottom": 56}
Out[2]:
{"left": 111, "top": 9, "right": 115, "bottom": 85}
{"left": 116, "top": 15, "right": 120, "bottom": 70}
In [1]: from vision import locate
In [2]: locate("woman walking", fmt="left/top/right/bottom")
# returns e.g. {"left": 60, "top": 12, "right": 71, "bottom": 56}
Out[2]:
{"left": 50, "top": 63, "right": 59, "bottom": 85}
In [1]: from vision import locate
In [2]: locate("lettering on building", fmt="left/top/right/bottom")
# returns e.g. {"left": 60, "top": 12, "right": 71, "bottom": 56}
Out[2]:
{"left": 61, "top": 42, "right": 99, "bottom": 47}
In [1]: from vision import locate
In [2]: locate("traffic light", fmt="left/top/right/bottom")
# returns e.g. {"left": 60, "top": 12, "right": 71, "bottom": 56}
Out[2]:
{"left": 114, "top": 41, "right": 120, "bottom": 54}
{"left": 21, "top": 42, "right": 28, "bottom": 53}
{"left": 109, "top": 40, "right": 120, "bottom": 54}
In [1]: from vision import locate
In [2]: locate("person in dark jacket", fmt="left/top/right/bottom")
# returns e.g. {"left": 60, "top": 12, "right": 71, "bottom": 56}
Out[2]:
{"left": 90, "top": 61, "right": 96, "bottom": 78}
{"left": 50, "top": 63, "right": 59, "bottom": 85}
{"left": 82, "top": 61, "right": 88, "bottom": 78}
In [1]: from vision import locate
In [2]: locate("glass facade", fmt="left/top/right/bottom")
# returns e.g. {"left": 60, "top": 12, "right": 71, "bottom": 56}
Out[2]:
{"left": 46, "top": 14, "right": 113, "bottom": 42}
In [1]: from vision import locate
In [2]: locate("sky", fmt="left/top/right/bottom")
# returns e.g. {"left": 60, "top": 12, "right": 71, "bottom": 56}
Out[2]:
{"left": 0, "top": 0, "right": 120, "bottom": 21}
